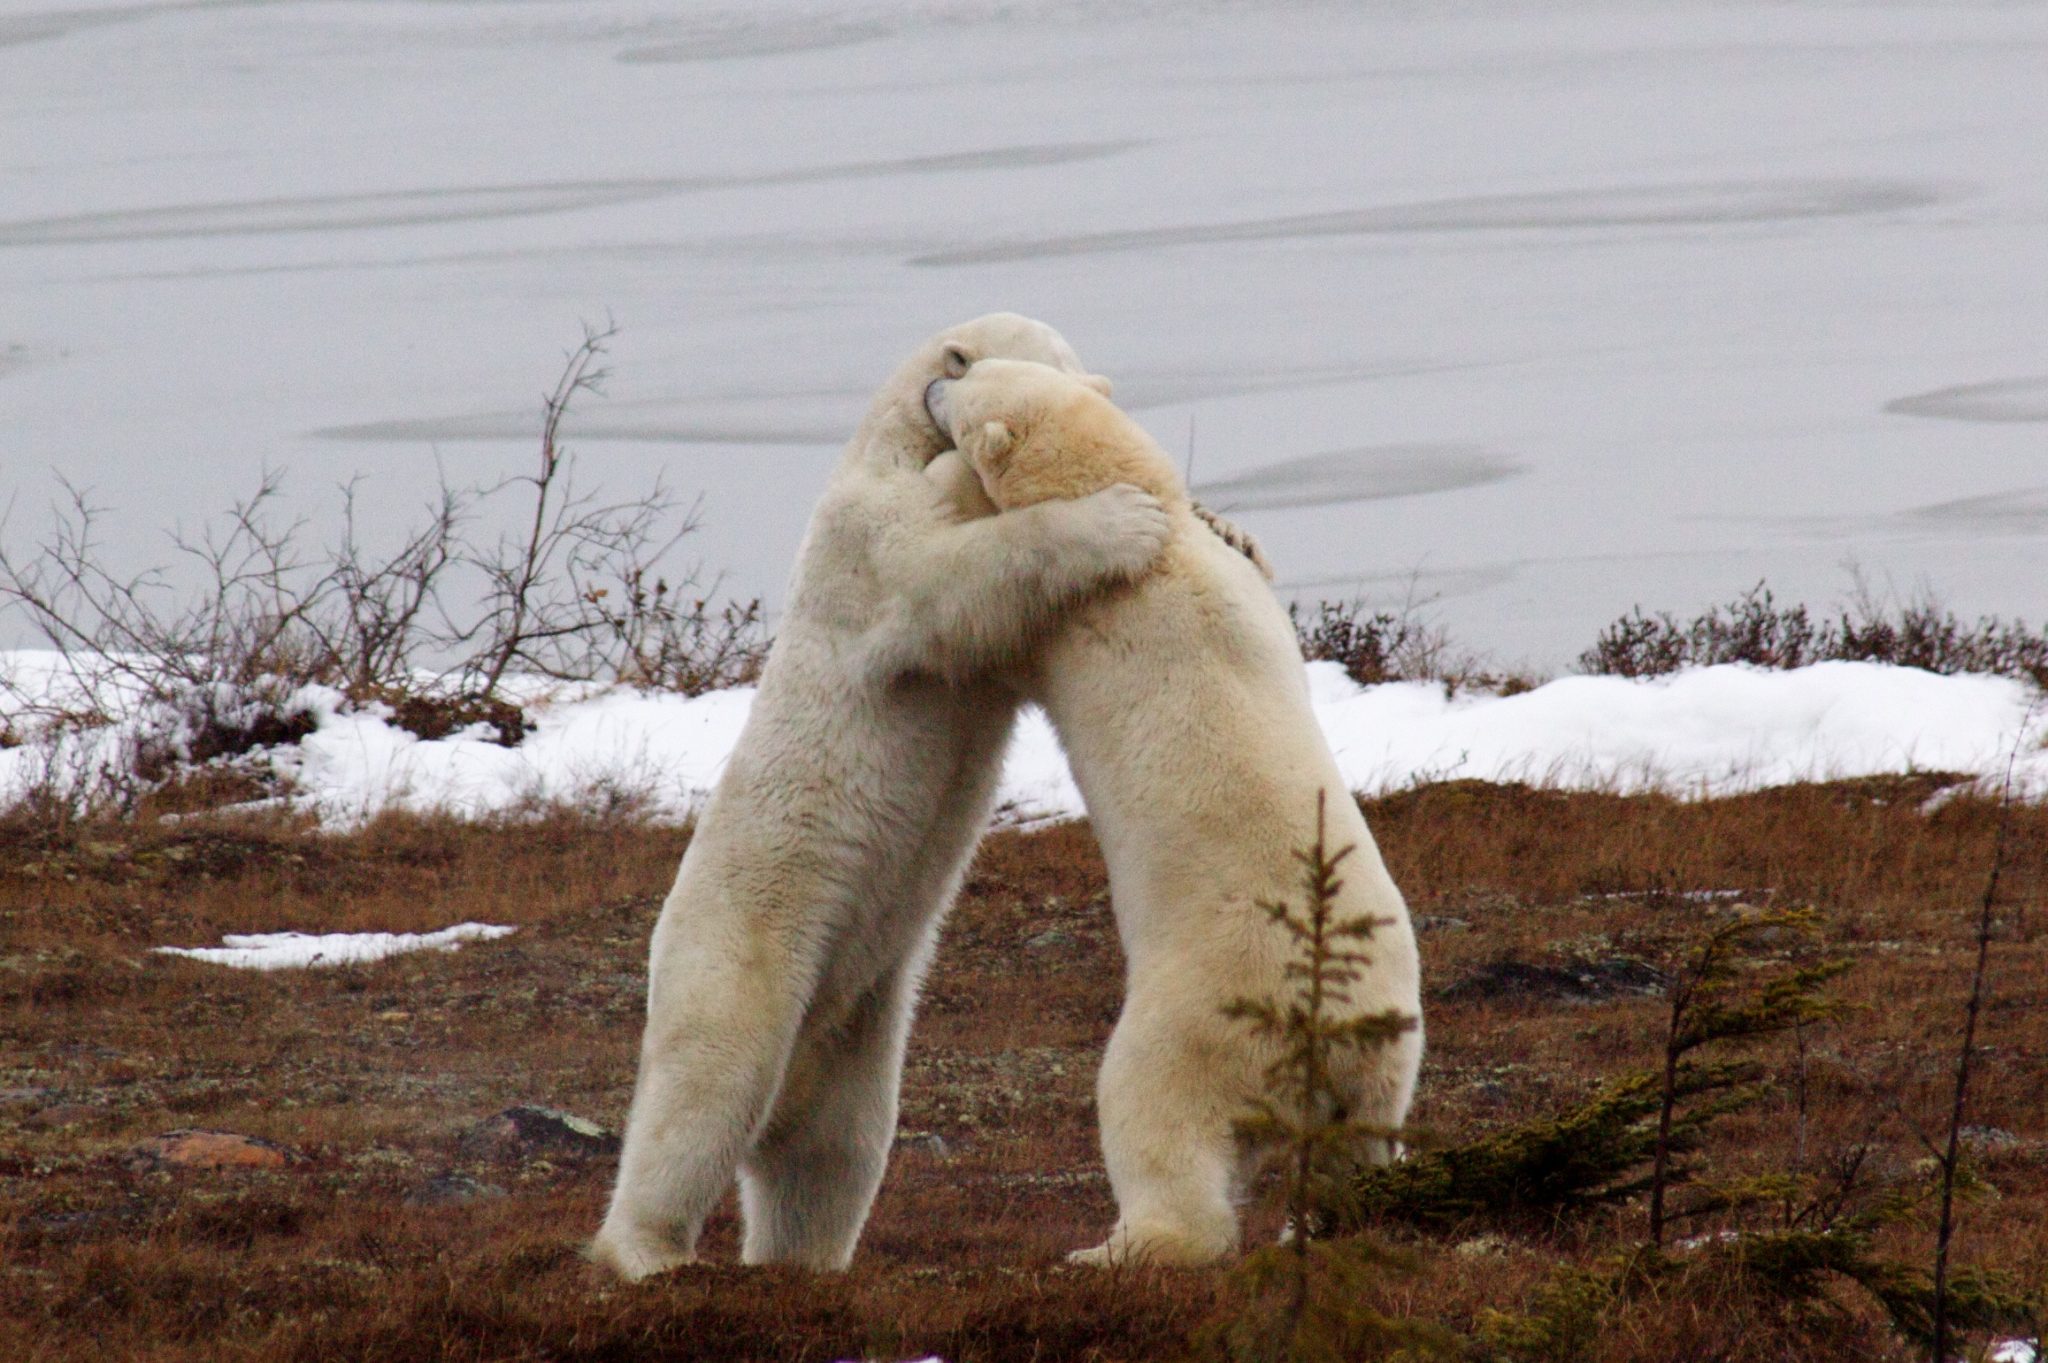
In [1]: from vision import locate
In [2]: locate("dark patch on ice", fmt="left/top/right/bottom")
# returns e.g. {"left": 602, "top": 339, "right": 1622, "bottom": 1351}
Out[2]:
{"left": 1885, "top": 375, "right": 2048, "bottom": 423}
{"left": 1903, "top": 486, "right": 2048, "bottom": 535}
{"left": 0, "top": 183, "right": 665, "bottom": 247}
{"left": 0, "top": 5, "right": 153, "bottom": 49}
{"left": 1194, "top": 444, "right": 1524, "bottom": 513}
{"left": 910, "top": 177, "right": 1945, "bottom": 266}
{"left": 617, "top": 19, "right": 892, "bottom": 64}
{"left": 0, "top": 345, "right": 29, "bottom": 381}
{"left": 0, "top": 142, "right": 1139, "bottom": 248}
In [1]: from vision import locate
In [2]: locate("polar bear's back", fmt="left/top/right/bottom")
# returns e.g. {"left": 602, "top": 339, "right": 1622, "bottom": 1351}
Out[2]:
{"left": 1042, "top": 519, "right": 1405, "bottom": 917}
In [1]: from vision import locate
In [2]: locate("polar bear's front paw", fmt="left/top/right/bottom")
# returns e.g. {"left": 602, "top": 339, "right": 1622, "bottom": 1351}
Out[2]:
{"left": 1062, "top": 482, "right": 1171, "bottom": 583}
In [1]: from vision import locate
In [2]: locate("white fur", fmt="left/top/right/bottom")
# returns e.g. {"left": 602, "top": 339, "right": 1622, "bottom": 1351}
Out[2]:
{"left": 934, "top": 360, "right": 1424, "bottom": 1267}
{"left": 589, "top": 317, "right": 1170, "bottom": 1280}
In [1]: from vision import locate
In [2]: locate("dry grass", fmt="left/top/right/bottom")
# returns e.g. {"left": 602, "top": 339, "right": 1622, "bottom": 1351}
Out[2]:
{"left": 4, "top": 783, "right": 2044, "bottom": 1361}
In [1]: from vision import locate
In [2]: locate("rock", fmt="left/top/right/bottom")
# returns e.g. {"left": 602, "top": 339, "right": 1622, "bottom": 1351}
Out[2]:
{"left": 408, "top": 1173, "right": 508, "bottom": 1206}
{"left": 1024, "top": 928, "right": 1074, "bottom": 951}
{"left": 894, "top": 1131, "right": 951, "bottom": 1159}
{"left": 1961, "top": 1125, "right": 2024, "bottom": 1151}
{"left": 459, "top": 1105, "right": 620, "bottom": 1161}
{"left": 1435, "top": 956, "right": 1669, "bottom": 1004}
{"left": 124, "top": 1129, "right": 299, "bottom": 1171}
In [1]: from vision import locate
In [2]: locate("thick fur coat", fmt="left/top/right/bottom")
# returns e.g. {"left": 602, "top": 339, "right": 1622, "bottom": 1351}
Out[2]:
{"left": 928, "top": 359, "right": 1424, "bottom": 1266}
{"left": 590, "top": 317, "right": 1171, "bottom": 1279}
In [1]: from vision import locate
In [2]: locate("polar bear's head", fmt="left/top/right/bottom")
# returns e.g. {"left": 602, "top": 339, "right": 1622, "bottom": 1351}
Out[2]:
{"left": 861, "top": 313, "right": 1091, "bottom": 468}
{"left": 929, "top": 358, "right": 1187, "bottom": 513}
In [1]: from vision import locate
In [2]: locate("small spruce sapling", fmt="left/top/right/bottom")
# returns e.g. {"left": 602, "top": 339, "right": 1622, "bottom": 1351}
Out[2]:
{"left": 1213, "top": 791, "right": 1433, "bottom": 1363}
{"left": 1646, "top": 906, "right": 1849, "bottom": 1248}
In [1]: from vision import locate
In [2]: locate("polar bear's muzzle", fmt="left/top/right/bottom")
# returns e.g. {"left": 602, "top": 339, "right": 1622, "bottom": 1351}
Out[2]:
{"left": 923, "top": 377, "right": 955, "bottom": 440}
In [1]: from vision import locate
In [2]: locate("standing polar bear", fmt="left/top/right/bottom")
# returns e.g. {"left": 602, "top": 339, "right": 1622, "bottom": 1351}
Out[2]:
{"left": 590, "top": 316, "right": 1173, "bottom": 1280}
{"left": 927, "top": 359, "right": 1423, "bottom": 1267}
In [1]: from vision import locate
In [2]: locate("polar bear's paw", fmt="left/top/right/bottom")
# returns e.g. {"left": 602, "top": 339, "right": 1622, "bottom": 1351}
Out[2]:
{"left": 1067, "top": 1221, "right": 1232, "bottom": 1269}
{"left": 1052, "top": 483, "right": 1172, "bottom": 583}
{"left": 586, "top": 1227, "right": 697, "bottom": 1281}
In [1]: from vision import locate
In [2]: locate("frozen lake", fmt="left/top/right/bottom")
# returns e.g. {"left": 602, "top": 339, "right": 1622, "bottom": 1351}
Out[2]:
{"left": 3, "top": 0, "right": 2045, "bottom": 670}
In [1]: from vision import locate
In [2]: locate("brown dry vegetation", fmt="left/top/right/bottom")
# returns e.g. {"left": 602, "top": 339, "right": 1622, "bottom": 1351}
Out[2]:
{"left": 3, "top": 780, "right": 2045, "bottom": 1362}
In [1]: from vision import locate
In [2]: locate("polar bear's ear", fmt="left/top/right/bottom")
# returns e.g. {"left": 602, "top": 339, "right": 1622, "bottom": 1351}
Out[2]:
{"left": 975, "top": 420, "right": 1016, "bottom": 463}
{"left": 1078, "top": 372, "right": 1113, "bottom": 398}
{"left": 941, "top": 344, "right": 973, "bottom": 379}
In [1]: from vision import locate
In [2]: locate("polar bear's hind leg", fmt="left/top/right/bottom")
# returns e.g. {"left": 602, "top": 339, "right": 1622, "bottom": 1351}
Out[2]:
{"left": 590, "top": 937, "right": 812, "bottom": 1280}
{"left": 738, "top": 960, "right": 922, "bottom": 1269}
{"left": 1072, "top": 1006, "right": 1242, "bottom": 1267}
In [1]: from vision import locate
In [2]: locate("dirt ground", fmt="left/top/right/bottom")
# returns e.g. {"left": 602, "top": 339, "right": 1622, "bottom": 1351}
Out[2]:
{"left": 3, "top": 779, "right": 2044, "bottom": 1361}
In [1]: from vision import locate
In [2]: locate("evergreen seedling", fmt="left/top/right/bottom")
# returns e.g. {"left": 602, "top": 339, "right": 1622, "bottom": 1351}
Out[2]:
{"left": 1647, "top": 906, "right": 1849, "bottom": 1247}
{"left": 1214, "top": 792, "right": 1431, "bottom": 1363}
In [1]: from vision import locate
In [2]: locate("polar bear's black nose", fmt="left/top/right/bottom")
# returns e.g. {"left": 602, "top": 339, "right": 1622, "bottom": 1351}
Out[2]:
{"left": 923, "top": 377, "right": 953, "bottom": 435}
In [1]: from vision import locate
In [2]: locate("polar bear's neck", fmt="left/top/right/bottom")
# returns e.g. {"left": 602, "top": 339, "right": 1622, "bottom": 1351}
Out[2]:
{"left": 848, "top": 399, "right": 947, "bottom": 474}
{"left": 996, "top": 424, "right": 1189, "bottom": 514}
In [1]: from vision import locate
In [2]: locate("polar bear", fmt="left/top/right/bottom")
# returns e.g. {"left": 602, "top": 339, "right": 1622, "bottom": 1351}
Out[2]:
{"left": 926, "top": 359, "right": 1423, "bottom": 1267}
{"left": 589, "top": 316, "right": 1173, "bottom": 1280}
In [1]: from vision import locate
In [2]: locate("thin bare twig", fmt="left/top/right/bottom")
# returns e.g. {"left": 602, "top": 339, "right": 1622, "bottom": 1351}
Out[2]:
{"left": 1930, "top": 703, "right": 2037, "bottom": 1363}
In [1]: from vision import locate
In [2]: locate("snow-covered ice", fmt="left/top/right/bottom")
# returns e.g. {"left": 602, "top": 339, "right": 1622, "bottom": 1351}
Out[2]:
{"left": 3, "top": 1, "right": 2045, "bottom": 669}
{"left": 154, "top": 923, "right": 518, "bottom": 970}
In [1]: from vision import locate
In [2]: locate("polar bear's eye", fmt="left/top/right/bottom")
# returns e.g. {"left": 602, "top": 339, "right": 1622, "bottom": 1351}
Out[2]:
{"left": 941, "top": 345, "right": 972, "bottom": 379}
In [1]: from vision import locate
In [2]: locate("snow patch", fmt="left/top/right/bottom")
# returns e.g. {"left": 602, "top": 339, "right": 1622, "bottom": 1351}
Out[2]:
{"left": 155, "top": 923, "right": 518, "bottom": 970}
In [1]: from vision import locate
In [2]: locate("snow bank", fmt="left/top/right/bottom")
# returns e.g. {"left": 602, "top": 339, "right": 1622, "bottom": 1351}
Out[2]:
{"left": 1000, "top": 660, "right": 2045, "bottom": 823}
{"left": 276, "top": 682, "right": 756, "bottom": 827}
{"left": 154, "top": 923, "right": 518, "bottom": 970}
{"left": 4, "top": 652, "right": 2043, "bottom": 829}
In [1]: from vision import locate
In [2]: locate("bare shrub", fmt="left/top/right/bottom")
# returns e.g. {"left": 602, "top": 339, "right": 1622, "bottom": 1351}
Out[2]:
{"left": 1291, "top": 599, "right": 1435, "bottom": 687}
{"left": 1293, "top": 596, "right": 1539, "bottom": 696}
{"left": 0, "top": 473, "right": 333, "bottom": 717}
{"left": 0, "top": 322, "right": 763, "bottom": 825}
{"left": 1581, "top": 581, "right": 2048, "bottom": 686}
{"left": 450, "top": 321, "right": 735, "bottom": 695}
{"left": 581, "top": 570, "right": 767, "bottom": 694}
{"left": 1925, "top": 719, "right": 2034, "bottom": 1363}
{"left": 0, "top": 726, "right": 142, "bottom": 839}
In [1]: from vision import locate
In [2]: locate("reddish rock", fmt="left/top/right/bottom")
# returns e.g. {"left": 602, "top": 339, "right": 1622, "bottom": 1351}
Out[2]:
{"left": 124, "top": 1129, "right": 299, "bottom": 1171}
{"left": 458, "top": 1105, "right": 619, "bottom": 1161}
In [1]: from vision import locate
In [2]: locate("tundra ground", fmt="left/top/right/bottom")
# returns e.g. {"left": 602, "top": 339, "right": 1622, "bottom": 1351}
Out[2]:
{"left": 3, "top": 779, "right": 2044, "bottom": 1362}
